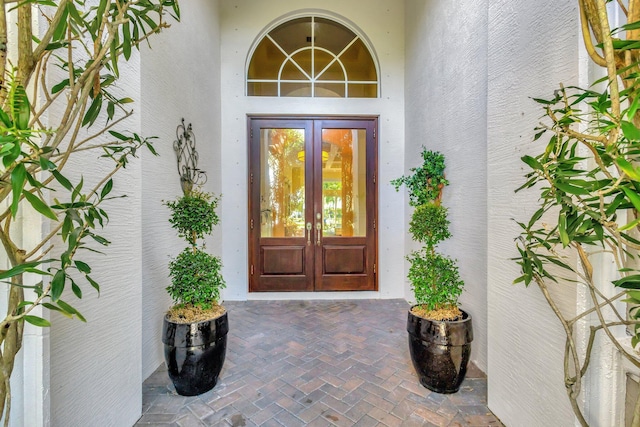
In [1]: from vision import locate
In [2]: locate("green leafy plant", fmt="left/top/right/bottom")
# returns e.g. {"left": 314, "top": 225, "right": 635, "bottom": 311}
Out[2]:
{"left": 392, "top": 149, "right": 463, "bottom": 319}
{"left": 0, "top": 1, "right": 180, "bottom": 423}
{"left": 165, "top": 190, "right": 225, "bottom": 312}
{"left": 513, "top": 1, "right": 640, "bottom": 425}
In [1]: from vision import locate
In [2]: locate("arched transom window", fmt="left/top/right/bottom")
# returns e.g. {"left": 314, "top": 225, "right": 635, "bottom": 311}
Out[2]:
{"left": 247, "top": 16, "right": 379, "bottom": 98}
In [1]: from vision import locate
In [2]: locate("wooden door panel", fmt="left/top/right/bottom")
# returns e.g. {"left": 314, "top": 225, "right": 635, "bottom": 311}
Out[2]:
{"left": 313, "top": 119, "right": 377, "bottom": 291}
{"left": 251, "top": 276, "right": 313, "bottom": 292}
{"left": 261, "top": 246, "right": 305, "bottom": 274}
{"left": 323, "top": 245, "right": 366, "bottom": 274}
{"left": 248, "top": 119, "right": 313, "bottom": 292}
{"left": 314, "top": 274, "right": 371, "bottom": 291}
{"left": 249, "top": 117, "right": 377, "bottom": 293}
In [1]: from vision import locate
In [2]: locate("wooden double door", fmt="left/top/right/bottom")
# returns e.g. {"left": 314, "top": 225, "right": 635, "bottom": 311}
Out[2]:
{"left": 248, "top": 117, "right": 378, "bottom": 292}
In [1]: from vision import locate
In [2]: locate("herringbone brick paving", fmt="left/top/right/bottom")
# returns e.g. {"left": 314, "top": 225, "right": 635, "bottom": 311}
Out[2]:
{"left": 136, "top": 300, "right": 502, "bottom": 427}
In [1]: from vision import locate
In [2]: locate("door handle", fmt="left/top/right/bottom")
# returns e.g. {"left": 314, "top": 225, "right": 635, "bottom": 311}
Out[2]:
{"left": 316, "top": 222, "right": 322, "bottom": 246}
{"left": 306, "top": 222, "right": 312, "bottom": 245}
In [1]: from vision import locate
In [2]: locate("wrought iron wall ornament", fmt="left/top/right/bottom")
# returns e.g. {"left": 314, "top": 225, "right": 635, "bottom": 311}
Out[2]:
{"left": 174, "top": 118, "right": 207, "bottom": 193}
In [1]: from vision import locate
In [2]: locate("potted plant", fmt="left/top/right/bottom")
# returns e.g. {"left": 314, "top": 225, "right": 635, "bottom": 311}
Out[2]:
{"left": 161, "top": 189, "right": 228, "bottom": 396}
{"left": 392, "top": 148, "right": 473, "bottom": 394}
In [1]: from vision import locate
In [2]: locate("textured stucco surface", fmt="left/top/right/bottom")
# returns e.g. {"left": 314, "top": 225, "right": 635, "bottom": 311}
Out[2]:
{"left": 140, "top": 0, "right": 222, "bottom": 383}
{"left": 487, "top": 0, "right": 579, "bottom": 425}
{"left": 404, "top": 0, "right": 489, "bottom": 374}
{"left": 219, "top": 0, "right": 406, "bottom": 301}
{"left": 49, "top": 52, "right": 144, "bottom": 425}
{"left": 48, "top": 3, "right": 221, "bottom": 426}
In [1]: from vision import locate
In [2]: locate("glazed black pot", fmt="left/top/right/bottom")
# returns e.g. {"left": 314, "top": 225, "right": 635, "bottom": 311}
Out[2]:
{"left": 407, "top": 307, "right": 473, "bottom": 394}
{"left": 162, "top": 311, "right": 229, "bottom": 396}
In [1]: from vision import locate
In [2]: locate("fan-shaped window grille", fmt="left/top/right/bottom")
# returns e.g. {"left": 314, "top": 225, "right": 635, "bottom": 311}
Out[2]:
{"left": 247, "top": 16, "right": 379, "bottom": 98}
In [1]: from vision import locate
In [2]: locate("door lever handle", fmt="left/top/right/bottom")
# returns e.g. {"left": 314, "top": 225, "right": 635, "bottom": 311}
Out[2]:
{"left": 306, "top": 222, "right": 312, "bottom": 245}
{"left": 316, "top": 222, "right": 322, "bottom": 246}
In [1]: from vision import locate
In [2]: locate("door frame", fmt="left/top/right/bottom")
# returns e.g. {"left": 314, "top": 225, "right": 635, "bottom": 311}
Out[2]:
{"left": 247, "top": 115, "right": 379, "bottom": 292}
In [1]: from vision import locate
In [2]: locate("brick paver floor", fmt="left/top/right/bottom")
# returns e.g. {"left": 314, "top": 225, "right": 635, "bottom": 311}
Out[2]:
{"left": 136, "top": 299, "right": 502, "bottom": 427}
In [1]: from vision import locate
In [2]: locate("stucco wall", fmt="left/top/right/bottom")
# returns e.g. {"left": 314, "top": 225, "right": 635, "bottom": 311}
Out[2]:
{"left": 404, "top": 1, "right": 489, "bottom": 373}
{"left": 219, "top": 0, "right": 406, "bottom": 301}
{"left": 140, "top": 0, "right": 222, "bottom": 382}
{"left": 49, "top": 55, "right": 144, "bottom": 426}
{"left": 487, "top": 0, "right": 579, "bottom": 425}
{"left": 48, "top": 3, "right": 218, "bottom": 425}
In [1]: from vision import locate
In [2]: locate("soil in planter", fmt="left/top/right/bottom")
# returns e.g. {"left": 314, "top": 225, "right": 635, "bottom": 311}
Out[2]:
{"left": 166, "top": 303, "right": 226, "bottom": 323}
{"left": 411, "top": 305, "right": 462, "bottom": 321}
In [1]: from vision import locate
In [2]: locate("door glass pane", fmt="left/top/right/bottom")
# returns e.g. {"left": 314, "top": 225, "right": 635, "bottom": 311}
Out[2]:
{"left": 321, "top": 129, "right": 367, "bottom": 237}
{"left": 260, "top": 129, "right": 305, "bottom": 237}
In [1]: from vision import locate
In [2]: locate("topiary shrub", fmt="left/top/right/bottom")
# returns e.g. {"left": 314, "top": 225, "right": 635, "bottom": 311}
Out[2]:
{"left": 165, "top": 190, "right": 225, "bottom": 321}
{"left": 392, "top": 149, "right": 463, "bottom": 320}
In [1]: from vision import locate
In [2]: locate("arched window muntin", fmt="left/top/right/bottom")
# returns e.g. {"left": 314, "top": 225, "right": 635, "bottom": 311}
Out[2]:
{"left": 246, "top": 13, "right": 380, "bottom": 98}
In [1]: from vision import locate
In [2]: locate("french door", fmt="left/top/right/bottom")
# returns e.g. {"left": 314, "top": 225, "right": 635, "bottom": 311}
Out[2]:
{"left": 248, "top": 117, "right": 378, "bottom": 292}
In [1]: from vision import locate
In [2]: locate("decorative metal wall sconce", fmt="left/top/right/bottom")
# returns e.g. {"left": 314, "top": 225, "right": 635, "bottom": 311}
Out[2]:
{"left": 174, "top": 118, "right": 207, "bottom": 194}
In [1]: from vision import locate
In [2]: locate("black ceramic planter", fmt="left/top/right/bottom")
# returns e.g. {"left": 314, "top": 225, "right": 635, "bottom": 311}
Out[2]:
{"left": 407, "top": 307, "right": 473, "bottom": 394}
{"left": 162, "top": 311, "right": 229, "bottom": 396}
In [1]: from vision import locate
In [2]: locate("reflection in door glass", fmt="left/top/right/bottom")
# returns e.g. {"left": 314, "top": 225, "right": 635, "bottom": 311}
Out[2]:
{"left": 260, "top": 129, "right": 305, "bottom": 237}
{"left": 321, "top": 129, "right": 366, "bottom": 236}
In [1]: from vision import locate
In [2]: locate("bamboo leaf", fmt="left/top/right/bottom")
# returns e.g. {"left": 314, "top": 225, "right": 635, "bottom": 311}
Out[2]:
{"left": 41, "top": 303, "right": 62, "bottom": 312}
{"left": 86, "top": 275, "right": 100, "bottom": 294}
{"left": 57, "top": 300, "right": 86, "bottom": 322}
{"left": 39, "top": 156, "right": 56, "bottom": 171}
{"left": 622, "top": 187, "right": 640, "bottom": 212}
{"left": 621, "top": 20, "right": 640, "bottom": 31}
{"left": 52, "top": 7, "right": 69, "bottom": 41}
{"left": 24, "top": 315, "right": 51, "bottom": 328}
{"left": 14, "top": 85, "right": 30, "bottom": 130}
{"left": 74, "top": 260, "right": 91, "bottom": 274}
{"left": 66, "top": 2, "right": 83, "bottom": 24}
{"left": 10, "top": 164, "right": 27, "bottom": 218}
{"left": 22, "top": 190, "right": 58, "bottom": 221}
{"left": 614, "top": 275, "right": 640, "bottom": 289}
{"left": 51, "top": 79, "right": 70, "bottom": 94}
{"left": 50, "top": 270, "right": 66, "bottom": 301}
{"left": 172, "top": 2, "right": 181, "bottom": 19}
{"left": 72, "top": 177, "right": 83, "bottom": 202}
{"left": 123, "top": 22, "right": 132, "bottom": 60}
{"left": 617, "top": 157, "right": 640, "bottom": 181}
{"left": 618, "top": 217, "right": 640, "bottom": 232}
{"left": 52, "top": 170, "right": 73, "bottom": 191}
{"left": 61, "top": 215, "right": 72, "bottom": 242}
{"left": 555, "top": 181, "right": 590, "bottom": 196}
{"left": 82, "top": 93, "right": 102, "bottom": 127}
{"left": 110, "top": 30, "right": 120, "bottom": 77}
{"left": 93, "top": 0, "right": 108, "bottom": 34}
{"left": 71, "top": 280, "right": 82, "bottom": 299}
{"left": 622, "top": 120, "right": 640, "bottom": 141}
{"left": 0, "top": 108, "right": 12, "bottom": 126}
{"left": 0, "top": 261, "right": 50, "bottom": 280}
{"left": 521, "top": 155, "right": 542, "bottom": 170}
{"left": 108, "top": 130, "right": 129, "bottom": 141}
{"left": 628, "top": 96, "right": 640, "bottom": 121}
{"left": 100, "top": 179, "right": 113, "bottom": 199}
{"left": 559, "top": 213, "right": 570, "bottom": 247}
